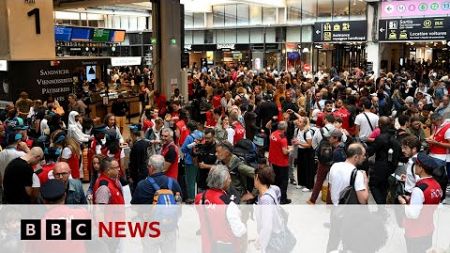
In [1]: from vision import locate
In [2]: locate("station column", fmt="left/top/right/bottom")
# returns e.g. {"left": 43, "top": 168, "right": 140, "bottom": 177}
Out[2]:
{"left": 366, "top": 1, "right": 380, "bottom": 77}
{"left": 152, "top": 0, "right": 182, "bottom": 97}
{"left": 0, "top": 0, "right": 55, "bottom": 60}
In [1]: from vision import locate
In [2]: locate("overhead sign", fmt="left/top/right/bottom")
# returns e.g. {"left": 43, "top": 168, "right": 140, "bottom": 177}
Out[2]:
{"left": 111, "top": 57, "right": 142, "bottom": 67}
{"left": 379, "top": 17, "right": 450, "bottom": 41}
{"left": 381, "top": 0, "right": 450, "bottom": 18}
{"left": 217, "top": 43, "right": 235, "bottom": 50}
{"left": 0, "top": 60, "right": 7, "bottom": 71}
{"left": 313, "top": 21, "right": 367, "bottom": 42}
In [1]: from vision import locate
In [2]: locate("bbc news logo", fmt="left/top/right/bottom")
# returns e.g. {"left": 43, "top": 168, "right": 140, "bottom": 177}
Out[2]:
{"left": 21, "top": 220, "right": 161, "bottom": 240}
{"left": 21, "top": 219, "right": 92, "bottom": 240}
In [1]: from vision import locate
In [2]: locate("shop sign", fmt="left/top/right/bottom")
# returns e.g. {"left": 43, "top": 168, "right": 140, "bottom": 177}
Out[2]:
{"left": 313, "top": 21, "right": 367, "bottom": 42}
{"left": 217, "top": 43, "right": 235, "bottom": 50}
{"left": 0, "top": 60, "right": 7, "bottom": 71}
{"left": 381, "top": 0, "right": 450, "bottom": 18}
{"left": 379, "top": 17, "right": 450, "bottom": 41}
{"left": 111, "top": 57, "right": 142, "bottom": 67}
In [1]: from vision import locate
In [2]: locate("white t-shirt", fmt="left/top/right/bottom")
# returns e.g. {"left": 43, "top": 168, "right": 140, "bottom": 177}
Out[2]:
{"left": 354, "top": 112, "right": 379, "bottom": 140}
{"left": 295, "top": 128, "right": 312, "bottom": 149}
{"left": 329, "top": 161, "right": 366, "bottom": 206}
{"left": 404, "top": 154, "right": 419, "bottom": 193}
{"left": 226, "top": 127, "right": 235, "bottom": 144}
{"left": 61, "top": 147, "right": 73, "bottom": 160}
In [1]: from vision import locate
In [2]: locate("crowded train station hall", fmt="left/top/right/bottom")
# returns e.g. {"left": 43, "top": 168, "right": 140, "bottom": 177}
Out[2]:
{"left": 1, "top": 0, "right": 450, "bottom": 252}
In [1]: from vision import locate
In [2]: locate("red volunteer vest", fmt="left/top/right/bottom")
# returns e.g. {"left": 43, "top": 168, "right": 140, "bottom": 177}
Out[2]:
{"left": 232, "top": 121, "right": 245, "bottom": 145}
{"left": 177, "top": 120, "right": 190, "bottom": 146}
{"left": 93, "top": 174, "right": 125, "bottom": 204}
{"left": 430, "top": 123, "right": 450, "bottom": 155}
{"left": 195, "top": 189, "right": 241, "bottom": 253}
{"left": 67, "top": 150, "right": 80, "bottom": 179}
{"left": 161, "top": 142, "right": 179, "bottom": 180}
{"left": 403, "top": 178, "right": 442, "bottom": 238}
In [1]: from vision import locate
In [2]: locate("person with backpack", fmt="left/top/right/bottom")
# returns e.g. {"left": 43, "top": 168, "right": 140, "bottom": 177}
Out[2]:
{"left": 329, "top": 143, "right": 369, "bottom": 206}
{"left": 216, "top": 141, "right": 255, "bottom": 203}
{"left": 131, "top": 154, "right": 182, "bottom": 204}
{"left": 366, "top": 116, "right": 401, "bottom": 204}
{"left": 307, "top": 114, "right": 335, "bottom": 204}
{"left": 354, "top": 98, "right": 379, "bottom": 142}
{"left": 131, "top": 154, "right": 182, "bottom": 253}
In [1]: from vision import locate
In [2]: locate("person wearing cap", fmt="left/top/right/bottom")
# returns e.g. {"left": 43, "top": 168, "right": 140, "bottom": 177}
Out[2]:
{"left": 0, "top": 130, "right": 28, "bottom": 203}
{"left": 181, "top": 127, "right": 203, "bottom": 203}
{"left": 35, "top": 146, "right": 60, "bottom": 185}
{"left": 40, "top": 179, "right": 66, "bottom": 204}
{"left": 216, "top": 141, "right": 255, "bottom": 203}
{"left": 15, "top": 118, "right": 33, "bottom": 149}
{"left": 88, "top": 124, "right": 107, "bottom": 164}
{"left": 52, "top": 162, "right": 87, "bottom": 204}
{"left": 398, "top": 152, "right": 444, "bottom": 253}
{"left": 93, "top": 157, "right": 124, "bottom": 204}
{"left": 128, "top": 124, "right": 150, "bottom": 193}
{"left": 3, "top": 147, "right": 44, "bottom": 204}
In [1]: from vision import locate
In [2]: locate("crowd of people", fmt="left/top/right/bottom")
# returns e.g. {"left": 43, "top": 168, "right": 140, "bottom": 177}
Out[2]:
{"left": 0, "top": 62, "right": 449, "bottom": 252}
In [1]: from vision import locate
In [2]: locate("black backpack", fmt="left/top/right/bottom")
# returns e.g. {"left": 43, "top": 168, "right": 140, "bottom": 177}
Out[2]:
{"left": 233, "top": 139, "right": 258, "bottom": 166}
{"left": 316, "top": 128, "right": 333, "bottom": 166}
{"left": 339, "top": 169, "right": 360, "bottom": 204}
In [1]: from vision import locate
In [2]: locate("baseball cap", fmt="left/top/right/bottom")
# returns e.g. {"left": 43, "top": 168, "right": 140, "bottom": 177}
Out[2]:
{"left": 40, "top": 179, "right": 66, "bottom": 202}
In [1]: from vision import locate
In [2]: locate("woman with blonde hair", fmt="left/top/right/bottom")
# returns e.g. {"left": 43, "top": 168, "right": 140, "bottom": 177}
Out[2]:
{"left": 60, "top": 136, "right": 82, "bottom": 179}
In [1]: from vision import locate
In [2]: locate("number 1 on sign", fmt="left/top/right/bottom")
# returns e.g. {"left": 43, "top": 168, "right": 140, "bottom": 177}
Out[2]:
{"left": 27, "top": 8, "right": 41, "bottom": 34}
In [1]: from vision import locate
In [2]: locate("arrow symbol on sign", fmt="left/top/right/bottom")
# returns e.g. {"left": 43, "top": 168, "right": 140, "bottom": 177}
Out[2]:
{"left": 380, "top": 28, "right": 385, "bottom": 33}
{"left": 316, "top": 30, "right": 321, "bottom": 35}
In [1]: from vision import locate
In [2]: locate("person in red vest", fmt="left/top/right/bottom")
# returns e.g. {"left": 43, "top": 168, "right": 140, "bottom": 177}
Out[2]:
{"left": 93, "top": 157, "right": 124, "bottom": 204}
{"left": 60, "top": 135, "right": 82, "bottom": 180}
{"left": 230, "top": 113, "right": 245, "bottom": 145}
{"left": 175, "top": 110, "right": 191, "bottom": 147}
{"left": 268, "top": 121, "right": 292, "bottom": 204}
{"left": 426, "top": 113, "right": 450, "bottom": 185}
{"left": 398, "top": 152, "right": 444, "bottom": 253}
{"left": 160, "top": 128, "right": 179, "bottom": 180}
{"left": 195, "top": 165, "right": 247, "bottom": 253}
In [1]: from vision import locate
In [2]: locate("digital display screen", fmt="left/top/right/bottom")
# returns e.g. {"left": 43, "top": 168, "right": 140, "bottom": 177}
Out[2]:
{"left": 111, "top": 30, "right": 126, "bottom": 43}
{"left": 92, "top": 29, "right": 111, "bottom": 42}
{"left": 54, "top": 26, "right": 72, "bottom": 42}
{"left": 71, "top": 27, "right": 92, "bottom": 42}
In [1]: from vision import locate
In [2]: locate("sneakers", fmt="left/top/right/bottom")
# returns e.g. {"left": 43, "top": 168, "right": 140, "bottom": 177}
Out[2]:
{"left": 306, "top": 200, "right": 315, "bottom": 205}
{"left": 296, "top": 185, "right": 303, "bottom": 189}
{"left": 280, "top": 199, "right": 292, "bottom": 205}
{"left": 302, "top": 188, "right": 311, "bottom": 192}
{"left": 290, "top": 179, "right": 297, "bottom": 185}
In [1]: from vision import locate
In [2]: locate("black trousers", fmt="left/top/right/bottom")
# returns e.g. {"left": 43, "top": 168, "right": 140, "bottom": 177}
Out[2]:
{"left": 370, "top": 180, "right": 388, "bottom": 204}
{"left": 273, "top": 164, "right": 289, "bottom": 202}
